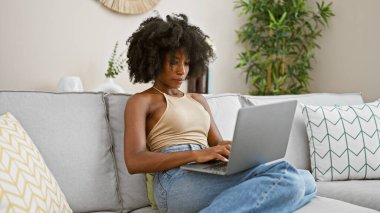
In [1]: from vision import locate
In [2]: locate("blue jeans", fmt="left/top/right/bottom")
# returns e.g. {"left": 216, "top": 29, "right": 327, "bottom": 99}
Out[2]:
{"left": 154, "top": 144, "right": 317, "bottom": 213}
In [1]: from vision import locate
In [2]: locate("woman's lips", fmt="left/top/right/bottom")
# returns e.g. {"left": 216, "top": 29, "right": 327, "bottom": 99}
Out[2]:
{"left": 173, "top": 78, "right": 184, "bottom": 83}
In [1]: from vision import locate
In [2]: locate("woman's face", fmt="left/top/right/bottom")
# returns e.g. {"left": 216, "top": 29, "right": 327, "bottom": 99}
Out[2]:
{"left": 155, "top": 48, "right": 190, "bottom": 89}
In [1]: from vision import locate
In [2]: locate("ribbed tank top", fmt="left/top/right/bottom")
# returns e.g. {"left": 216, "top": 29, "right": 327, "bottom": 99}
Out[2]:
{"left": 147, "top": 88, "right": 210, "bottom": 152}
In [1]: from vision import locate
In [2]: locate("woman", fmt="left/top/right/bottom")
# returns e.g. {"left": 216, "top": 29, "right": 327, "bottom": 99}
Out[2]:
{"left": 124, "top": 14, "right": 316, "bottom": 213}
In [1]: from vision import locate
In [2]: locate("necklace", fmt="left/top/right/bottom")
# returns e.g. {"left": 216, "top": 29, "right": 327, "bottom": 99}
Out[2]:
{"left": 152, "top": 86, "right": 184, "bottom": 97}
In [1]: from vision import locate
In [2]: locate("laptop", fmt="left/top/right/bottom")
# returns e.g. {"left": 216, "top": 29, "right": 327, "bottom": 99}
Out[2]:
{"left": 180, "top": 100, "right": 297, "bottom": 175}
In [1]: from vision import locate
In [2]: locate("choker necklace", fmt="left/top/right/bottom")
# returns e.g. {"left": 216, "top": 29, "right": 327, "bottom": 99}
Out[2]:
{"left": 152, "top": 86, "right": 184, "bottom": 97}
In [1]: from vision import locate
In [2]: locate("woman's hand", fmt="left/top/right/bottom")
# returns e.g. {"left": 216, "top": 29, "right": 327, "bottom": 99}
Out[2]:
{"left": 219, "top": 140, "right": 232, "bottom": 145}
{"left": 194, "top": 142, "right": 231, "bottom": 163}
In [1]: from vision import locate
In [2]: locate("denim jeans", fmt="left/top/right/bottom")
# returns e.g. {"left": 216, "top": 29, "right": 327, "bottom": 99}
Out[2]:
{"left": 153, "top": 144, "right": 317, "bottom": 213}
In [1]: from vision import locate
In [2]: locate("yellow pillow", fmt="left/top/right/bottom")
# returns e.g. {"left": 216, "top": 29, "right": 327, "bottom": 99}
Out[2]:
{"left": 146, "top": 173, "right": 158, "bottom": 210}
{"left": 0, "top": 112, "right": 72, "bottom": 212}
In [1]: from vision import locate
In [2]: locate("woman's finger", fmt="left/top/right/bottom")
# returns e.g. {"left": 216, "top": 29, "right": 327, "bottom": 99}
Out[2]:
{"left": 215, "top": 146, "right": 230, "bottom": 158}
{"left": 217, "top": 154, "right": 229, "bottom": 162}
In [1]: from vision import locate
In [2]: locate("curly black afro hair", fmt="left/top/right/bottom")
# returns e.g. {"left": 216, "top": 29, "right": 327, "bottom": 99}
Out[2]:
{"left": 126, "top": 13, "right": 215, "bottom": 83}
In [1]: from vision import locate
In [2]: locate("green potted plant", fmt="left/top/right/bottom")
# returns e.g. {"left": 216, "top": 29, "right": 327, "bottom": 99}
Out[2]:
{"left": 95, "top": 41, "right": 127, "bottom": 93}
{"left": 235, "top": 0, "right": 334, "bottom": 95}
{"left": 105, "top": 41, "right": 127, "bottom": 78}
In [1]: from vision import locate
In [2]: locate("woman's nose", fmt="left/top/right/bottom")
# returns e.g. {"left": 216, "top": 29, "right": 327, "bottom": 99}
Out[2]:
{"left": 176, "top": 63, "right": 186, "bottom": 75}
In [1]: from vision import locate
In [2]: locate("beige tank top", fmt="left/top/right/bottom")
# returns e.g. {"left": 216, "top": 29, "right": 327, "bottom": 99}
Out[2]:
{"left": 147, "top": 88, "right": 210, "bottom": 152}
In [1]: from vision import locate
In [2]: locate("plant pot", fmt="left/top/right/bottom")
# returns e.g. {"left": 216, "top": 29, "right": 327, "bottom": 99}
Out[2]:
{"left": 94, "top": 78, "right": 125, "bottom": 93}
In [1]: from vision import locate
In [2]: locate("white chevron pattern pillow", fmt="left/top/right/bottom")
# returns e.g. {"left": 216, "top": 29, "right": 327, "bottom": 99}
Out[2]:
{"left": 0, "top": 112, "right": 72, "bottom": 212}
{"left": 301, "top": 100, "right": 380, "bottom": 181}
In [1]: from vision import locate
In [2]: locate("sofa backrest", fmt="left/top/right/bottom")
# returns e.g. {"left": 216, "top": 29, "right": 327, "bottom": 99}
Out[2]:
{"left": 105, "top": 93, "right": 150, "bottom": 212}
{"left": 204, "top": 94, "right": 244, "bottom": 140}
{"left": 0, "top": 91, "right": 365, "bottom": 212}
{"left": 0, "top": 91, "right": 121, "bottom": 212}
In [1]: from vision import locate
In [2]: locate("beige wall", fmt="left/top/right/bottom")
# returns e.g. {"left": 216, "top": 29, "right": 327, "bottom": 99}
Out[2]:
{"left": 0, "top": 0, "right": 246, "bottom": 94}
{"left": 0, "top": 0, "right": 379, "bottom": 101}
{"left": 310, "top": 0, "right": 380, "bottom": 102}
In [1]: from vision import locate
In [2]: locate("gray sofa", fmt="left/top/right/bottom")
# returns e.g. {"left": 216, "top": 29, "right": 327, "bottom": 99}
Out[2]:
{"left": 0, "top": 91, "right": 378, "bottom": 213}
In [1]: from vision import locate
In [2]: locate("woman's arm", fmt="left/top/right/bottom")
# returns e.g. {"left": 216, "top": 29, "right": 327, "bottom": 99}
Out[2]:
{"left": 124, "top": 94, "right": 230, "bottom": 174}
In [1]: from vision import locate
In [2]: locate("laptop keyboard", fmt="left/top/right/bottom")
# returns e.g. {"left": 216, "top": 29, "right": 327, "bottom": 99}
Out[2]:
{"left": 204, "top": 161, "right": 228, "bottom": 172}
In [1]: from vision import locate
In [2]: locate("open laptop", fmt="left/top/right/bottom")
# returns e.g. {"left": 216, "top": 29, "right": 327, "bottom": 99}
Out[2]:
{"left": 180, "top": 100, "right": 297, "bottom": 175}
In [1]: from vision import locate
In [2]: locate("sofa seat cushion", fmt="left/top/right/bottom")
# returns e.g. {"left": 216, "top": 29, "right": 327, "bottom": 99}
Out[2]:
{"left": 0, "top": 91, "right": 121, "bottom": 212}
{"left": 317, "top": 180, "right": 380, "bottom": 211}
{"left": 295, "top": 196, "right": 378, "bottom": 213}
{"left": 243, "top": 93, "right": 364, "bottom": 171}
{"left": 127, "top": 196, "right": 377, "bottom": 213}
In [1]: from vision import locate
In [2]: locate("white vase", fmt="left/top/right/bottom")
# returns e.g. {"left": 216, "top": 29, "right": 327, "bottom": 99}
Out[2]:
{"left": 57, "top": 76, "right": 84, "bottom": 92}
{"left": 95, "top": 78, "right": 125, "bottom": 93}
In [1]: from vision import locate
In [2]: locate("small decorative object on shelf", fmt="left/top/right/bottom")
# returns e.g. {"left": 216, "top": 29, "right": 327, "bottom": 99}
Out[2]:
{"left": 57, "top": 76, "right": 83, "bottom": 92}
{"left": 95, "top": 41, "right": 127, "bottom": 93}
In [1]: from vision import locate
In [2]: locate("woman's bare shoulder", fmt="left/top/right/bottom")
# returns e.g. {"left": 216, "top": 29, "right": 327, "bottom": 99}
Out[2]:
{"left": 125, "top": 89, "right": 163, "bottom": 110}
{"left": 188, "top": 93, "right": 208, "bottom": 107}
{"left": 128, "top": 91, "right": 151, "bottom": 103}
{"left": 124, "top": 93, "right": 145, "bottom": 110}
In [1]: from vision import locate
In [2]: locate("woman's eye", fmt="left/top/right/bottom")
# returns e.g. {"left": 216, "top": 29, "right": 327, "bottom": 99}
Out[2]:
{"left": 170, "top": 60, "right": 177, "bottom": 65}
